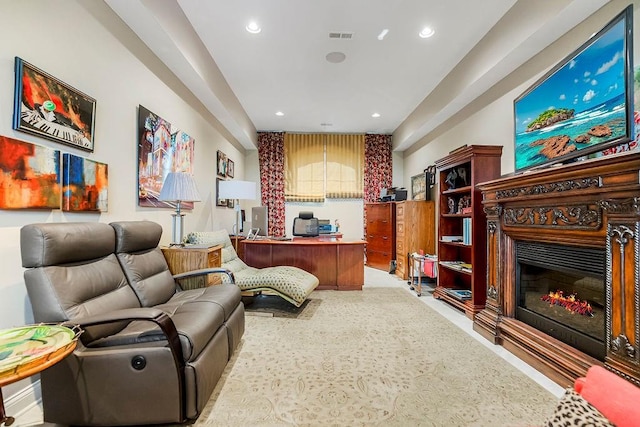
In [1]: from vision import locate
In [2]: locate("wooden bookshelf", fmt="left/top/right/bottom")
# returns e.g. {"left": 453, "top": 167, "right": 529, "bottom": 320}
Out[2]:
{"left": 433, "top": 145, "right": 502, "bottom": 319}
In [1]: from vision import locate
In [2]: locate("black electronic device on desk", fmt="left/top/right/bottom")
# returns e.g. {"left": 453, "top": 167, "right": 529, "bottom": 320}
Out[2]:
{"left": 380, "top": 187, "right": 407, "bottom": 202}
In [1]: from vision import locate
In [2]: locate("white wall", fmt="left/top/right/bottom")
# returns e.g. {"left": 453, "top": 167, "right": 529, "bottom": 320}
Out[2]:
{"left": 0, "top": 0, "right": 243, "bottom": 409}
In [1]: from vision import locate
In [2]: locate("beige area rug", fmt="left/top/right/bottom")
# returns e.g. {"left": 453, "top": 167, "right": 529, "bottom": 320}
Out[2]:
{"left": 196, "top": 288, "right": 557, "bottom": 426}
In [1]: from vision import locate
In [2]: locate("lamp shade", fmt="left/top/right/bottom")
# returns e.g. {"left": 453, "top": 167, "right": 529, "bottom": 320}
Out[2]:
{"left": 158, "top": 172, "right": 201, "bottom": 202}
{"left": 218, "top": 180, "right": 256, "bottom": 200}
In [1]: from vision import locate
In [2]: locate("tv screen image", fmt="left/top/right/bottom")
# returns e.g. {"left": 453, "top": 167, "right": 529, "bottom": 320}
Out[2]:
{"left": 513, "top": 6, "right": 633, "bottom": 172}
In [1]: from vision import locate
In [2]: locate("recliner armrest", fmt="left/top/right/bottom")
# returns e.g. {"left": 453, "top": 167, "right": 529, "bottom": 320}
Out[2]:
{"left": 173, "top": 267, "right": 235, "bottom": 283}
{"left": 70, "top": 307, "right": 184, "bottom": 371}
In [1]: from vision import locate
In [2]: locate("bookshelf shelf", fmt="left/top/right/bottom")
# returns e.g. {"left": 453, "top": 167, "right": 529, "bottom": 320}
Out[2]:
{"left": 434, "top": 145, "right": 502, "bottom": 319}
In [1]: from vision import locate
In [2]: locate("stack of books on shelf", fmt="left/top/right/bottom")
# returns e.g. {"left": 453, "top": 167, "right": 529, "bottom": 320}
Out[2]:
{"left": 439, "top": 260, "right": 472, "bottom": 273}
{"left": 441, "top": 235, "right": 463, "bottom": 243}
{"left": 462, "top": 218, "right": 472, "bottom": 245}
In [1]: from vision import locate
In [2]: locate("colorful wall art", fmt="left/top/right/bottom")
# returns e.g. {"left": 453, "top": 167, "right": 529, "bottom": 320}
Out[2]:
{"left": 0, "top": 135, "right": 60, "bottom": 209}
{"left": 62, "top": 153, "right": 108, "bottom": 212}
{"left": 137, "top": 105, "right": 195, "bottom": 208}
{"left": 13, "top": 57, "right": 96, "bottom": 152}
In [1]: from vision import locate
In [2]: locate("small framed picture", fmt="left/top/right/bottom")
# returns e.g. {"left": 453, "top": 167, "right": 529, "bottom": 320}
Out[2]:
{"left": 216, "top": 151, "right": 227, "bottom": 177}
{"left": 227, "top": 159, "right": 235, "bottom": 178}
{"left": 411, "top": 173, "right": 427, "bottom": 201}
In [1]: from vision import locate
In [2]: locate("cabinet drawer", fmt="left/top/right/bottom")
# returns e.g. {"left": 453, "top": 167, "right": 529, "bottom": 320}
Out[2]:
{"left": 208, "top": 250, "right": 220, "bottom": 267}
{"left": 366, "top": 250, "right": 393, "bottom": 270}
{"left": 366, "top": 235, "right": 393, "bottom": 252}
{"left": 366, "top": 219, "right": 392, "bottom": 235}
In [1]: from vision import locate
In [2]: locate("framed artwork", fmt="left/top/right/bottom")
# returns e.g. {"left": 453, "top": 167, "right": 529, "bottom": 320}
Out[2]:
{"left": 411, "top": 173, "right": 427, "bottom": 201}
{"left": 227, "top": 159, "right": 234, "bottom": 178}
{"left": 216, "top": 178, "right": 227, "bottom": 206}
{"left": 0, "top": 135, "right": 60, "bottom": 209}
{"left": 137, "top": 105, "right": 195, "bottom": 208}
{"left": 217, "top": 151, "right": 227, "bottom": 177}
{"left": 13, "top": 57, "right": 96, "bottom": 152}
{"left": 227, "top": 199, "right": 235, "bottom": 208}
{"left": 62, "top": 153, "right": 108, "bottom": 212}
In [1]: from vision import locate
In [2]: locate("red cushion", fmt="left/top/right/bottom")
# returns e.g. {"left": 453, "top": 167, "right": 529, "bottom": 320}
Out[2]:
{"left": 576, "top": 365, "right": 640, "bottom": 427}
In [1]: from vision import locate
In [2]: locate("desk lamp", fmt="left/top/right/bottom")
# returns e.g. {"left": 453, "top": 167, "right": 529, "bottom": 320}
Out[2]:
{"left": 158, "top": 172, "right": 201, "bottom": 245}
{"left": 218, "top": 180, "right": 257, "bottom": 249}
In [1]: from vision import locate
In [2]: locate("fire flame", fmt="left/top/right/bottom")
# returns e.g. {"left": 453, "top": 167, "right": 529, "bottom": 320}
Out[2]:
{"left": 540, "top": 290, "right": 594, "bottom": 317}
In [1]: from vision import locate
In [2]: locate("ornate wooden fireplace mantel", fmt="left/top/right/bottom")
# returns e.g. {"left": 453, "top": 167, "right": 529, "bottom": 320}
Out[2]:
{"left": 475, "top": 150, "right": 640, "bottom": 387}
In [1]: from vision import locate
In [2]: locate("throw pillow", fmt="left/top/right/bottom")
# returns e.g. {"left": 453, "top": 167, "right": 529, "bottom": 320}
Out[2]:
{"left": 543, "top": 388, "right": 614, "bottom": 427}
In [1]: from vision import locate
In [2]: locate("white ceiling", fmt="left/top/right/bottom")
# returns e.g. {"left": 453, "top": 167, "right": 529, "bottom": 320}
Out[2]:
{"left": 104, "top": 0, "right": 610, "bottom": 152}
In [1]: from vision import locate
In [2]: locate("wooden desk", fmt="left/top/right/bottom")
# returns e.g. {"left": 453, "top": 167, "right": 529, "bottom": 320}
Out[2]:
{"left": 243, "top": 237, "right": 365, "bottom": 290}
{"left": 161, "top": 245, "right": 223, "bottom": 290}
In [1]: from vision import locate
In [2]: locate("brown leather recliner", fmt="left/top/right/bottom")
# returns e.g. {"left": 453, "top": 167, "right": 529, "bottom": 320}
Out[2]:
{"left": 20, "top": 220, "right": 244, "bottom": 426}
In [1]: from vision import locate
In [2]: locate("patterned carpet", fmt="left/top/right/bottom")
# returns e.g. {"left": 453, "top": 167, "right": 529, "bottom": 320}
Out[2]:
{"left": 196, "top": 288, "right": 557, "bottom": 426}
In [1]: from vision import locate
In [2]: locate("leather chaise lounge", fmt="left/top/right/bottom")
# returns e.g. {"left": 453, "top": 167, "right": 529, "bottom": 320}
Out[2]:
{"left": 20, "top": 220, "right": 244, "bottom": 426}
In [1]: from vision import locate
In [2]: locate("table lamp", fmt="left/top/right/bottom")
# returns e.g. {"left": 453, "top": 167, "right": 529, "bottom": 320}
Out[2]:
{"left": 159, "top": 172, "right": 201, "bottom": 245}
{"left": 218, "top": 180, "right": 257, "bottom": 245}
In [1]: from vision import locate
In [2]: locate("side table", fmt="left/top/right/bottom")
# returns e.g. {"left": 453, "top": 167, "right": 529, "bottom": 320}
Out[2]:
{"left": 0, "top": 324, "right": 80, "bottom": 426}
{"left": 162, "top": 244, "right": 223, "bottom": 290}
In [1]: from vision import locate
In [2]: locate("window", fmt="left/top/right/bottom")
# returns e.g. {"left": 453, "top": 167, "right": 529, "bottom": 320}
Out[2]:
{"left": 284, "top": 133, "right": 364, "bottom": 202}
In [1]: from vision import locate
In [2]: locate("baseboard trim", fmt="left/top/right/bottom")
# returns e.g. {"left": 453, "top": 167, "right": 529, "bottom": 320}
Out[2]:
{"left": 5, "top": 380, "right": 42, "bottom": 425}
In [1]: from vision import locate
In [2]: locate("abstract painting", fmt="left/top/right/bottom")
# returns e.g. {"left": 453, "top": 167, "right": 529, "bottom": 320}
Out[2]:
{"left": 62, "top": 153, "right": 108, "bottom": 212}
{"left": 13, "top": 57, "right": 96, "bottom": 152}
{"left": 0, "top": 135, "right": 60, "bottom": 209}
{"left": 137, "top": 105, "right": 195, "bottom": 208}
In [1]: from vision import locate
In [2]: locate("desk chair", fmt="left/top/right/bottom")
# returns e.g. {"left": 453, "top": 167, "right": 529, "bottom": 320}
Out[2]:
{"left": 292, "top": 211, "right": 319, "bottom": 237}
{"left": 186, "top": 230, "right": 319, "bottom": 307}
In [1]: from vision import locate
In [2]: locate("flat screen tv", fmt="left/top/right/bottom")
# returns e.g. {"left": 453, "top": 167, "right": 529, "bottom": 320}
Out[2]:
{"left": 513, "top": 5, "right": 633, "bottom": 172}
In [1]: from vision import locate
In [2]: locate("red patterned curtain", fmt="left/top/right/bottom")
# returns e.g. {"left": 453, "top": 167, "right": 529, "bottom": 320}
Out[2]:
{"left": 257, "top": 132, "right": 285, "bottom": 237}
{"left": 364, "top": 134, "right": 392, "bottom": 202}
{"left": 364, "top": 134, "right": 393, "bottom": 237}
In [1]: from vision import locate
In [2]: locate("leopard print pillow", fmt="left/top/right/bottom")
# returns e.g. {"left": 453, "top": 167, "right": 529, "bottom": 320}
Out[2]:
{"left": 544, "top": 388, "right": 615, "bottom": 427}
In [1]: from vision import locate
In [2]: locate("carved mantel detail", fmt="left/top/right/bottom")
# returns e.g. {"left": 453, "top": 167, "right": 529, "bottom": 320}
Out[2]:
{"left": 607, "top": 224, "right": 638, "bottom": 361}
{"left": 495, "top": 177, "right": 600, "bottom": 199}
{"left": 599, "top": 197, "right": 640, "bottom": 215}
{"left": 503, "top": 204, "right": 601, "bottom": 230}
{"left": 476, "top": 151, "right": 640, "bottom": 385}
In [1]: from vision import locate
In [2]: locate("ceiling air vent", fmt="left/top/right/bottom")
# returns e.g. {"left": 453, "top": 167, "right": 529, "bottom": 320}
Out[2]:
{"left": 329, "top": 32, "right": 354, "bottom": 39}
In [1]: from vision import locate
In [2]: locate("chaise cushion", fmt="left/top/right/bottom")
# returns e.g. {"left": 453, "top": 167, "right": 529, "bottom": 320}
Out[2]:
{"left": 186, "top": 230, "right": 319, "bottom": 306}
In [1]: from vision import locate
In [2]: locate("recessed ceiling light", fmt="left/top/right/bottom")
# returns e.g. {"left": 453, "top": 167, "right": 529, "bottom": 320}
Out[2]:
{"left": 419, "top": 26, "right": 435, "bottom": 38}
{"left": 325, "top": 52, "right": 346, "bottom": 63}
{"left": 372, "top": 113, "right": 381, "bottom": 118}
{"left": 246, "top": 21, "right": 261, "bottom": 34}
{"left": 377, "top": 29, "right": 389, "bottom": 40}
{"left": 275, "top": 111, "right": 284, "bottom": 116}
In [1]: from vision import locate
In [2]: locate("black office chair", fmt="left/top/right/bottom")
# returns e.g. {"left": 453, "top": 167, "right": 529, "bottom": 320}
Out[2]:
{"left": 292, "top": 211, "right": 319, "bottom": 237}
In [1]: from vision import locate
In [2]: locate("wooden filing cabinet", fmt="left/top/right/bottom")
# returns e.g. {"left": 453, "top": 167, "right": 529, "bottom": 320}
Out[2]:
{"left": 161, "top": 245, "right": 222, "bottom": 290}
{"left": 395, "top": 200, "right": 436, "bottom": 280}
{"left": 364, "top": 202, "right": 396, "bottom": 271}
